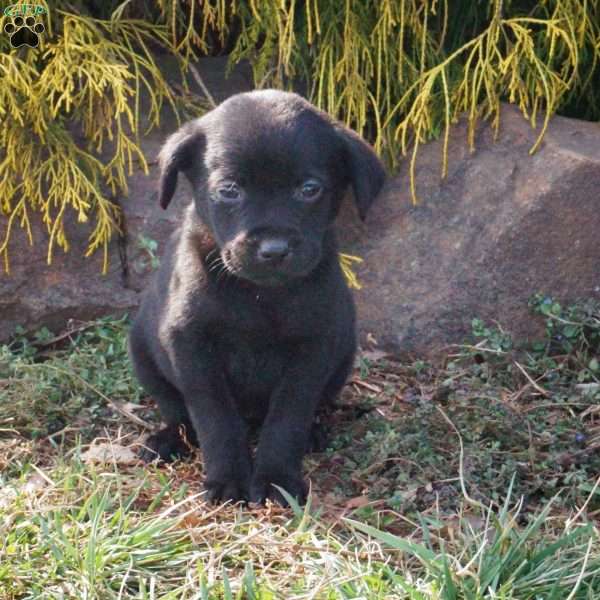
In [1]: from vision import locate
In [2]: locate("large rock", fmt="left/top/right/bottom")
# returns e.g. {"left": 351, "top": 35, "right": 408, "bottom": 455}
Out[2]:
{"left": 337, "top": 104, "right": 600, "bottom": 355}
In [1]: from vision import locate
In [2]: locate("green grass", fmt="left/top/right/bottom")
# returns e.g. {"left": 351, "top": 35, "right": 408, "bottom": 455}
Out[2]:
{"left": 2, "top": 458, "right": 599, "bottom": 599}
{"left": 0, "top": 297, "right": 599, "bottom": 598}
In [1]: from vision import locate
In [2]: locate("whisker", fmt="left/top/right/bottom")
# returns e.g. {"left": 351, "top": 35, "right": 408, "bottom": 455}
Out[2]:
{"left": 205, "top": 248, "right": 219, "bottom": 263}
{"left": 208, "top": 259, "right": 223, "bottom": 273}
{"left": 207, "top": 253, "right": 225, "bottom": 272}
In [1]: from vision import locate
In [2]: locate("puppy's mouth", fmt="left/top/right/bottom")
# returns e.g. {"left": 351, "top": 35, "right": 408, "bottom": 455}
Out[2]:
{"left": 220, "top": 244, "right": 318, "bottom": 287}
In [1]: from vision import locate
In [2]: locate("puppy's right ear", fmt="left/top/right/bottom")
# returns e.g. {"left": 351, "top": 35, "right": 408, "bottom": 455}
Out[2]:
{"left": 157, "top": 122, "right": 205, "bottom": 209}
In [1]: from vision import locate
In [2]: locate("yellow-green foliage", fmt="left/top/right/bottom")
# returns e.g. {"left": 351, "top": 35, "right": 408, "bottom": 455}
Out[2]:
{"left": 203, "top": 0, "right": 600, "bottom": 200}
{"left": 1, "top": 0, "right": 599, "bottom": 270}
{"left": 0, "top": 2, "right": 197, "bottom": 272}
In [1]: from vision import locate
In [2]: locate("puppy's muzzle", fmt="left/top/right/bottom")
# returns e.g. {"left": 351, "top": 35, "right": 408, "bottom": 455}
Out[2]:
{"left": 223, "top": 229, "right": 313, "bottom": 285}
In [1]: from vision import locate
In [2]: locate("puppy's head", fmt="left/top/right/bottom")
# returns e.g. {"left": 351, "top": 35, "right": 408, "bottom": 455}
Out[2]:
{"left": 158, "top": 90, "right": 385, "bottom": 286}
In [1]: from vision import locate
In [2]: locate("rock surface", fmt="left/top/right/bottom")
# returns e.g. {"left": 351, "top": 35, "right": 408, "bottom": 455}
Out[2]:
{"left": 337, "top": 104, "right": 600, "bottom": 355}
{"left": 1, "top": 81, "right": 599, "bottom": 355}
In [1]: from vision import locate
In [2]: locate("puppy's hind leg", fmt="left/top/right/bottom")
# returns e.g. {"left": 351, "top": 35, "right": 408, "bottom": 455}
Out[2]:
{"left": 139, "top": 379, "right": 197, "bottom": 463}
{"left": 130, "top": 343, "right": 197, "bottom": 462}
{"left": 308, "top": 349, "right": 356, "bottom": 453}
{"left": 320, "top": 348, "right": 356, "bottom": 406}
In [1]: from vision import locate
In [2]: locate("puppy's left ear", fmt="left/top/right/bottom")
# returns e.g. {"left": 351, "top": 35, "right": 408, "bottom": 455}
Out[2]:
{"left": 157, "top": 121, "right": 205, "bottom": 209}
{"left": 337, "top": 126, "right": 386, "bottom": 221}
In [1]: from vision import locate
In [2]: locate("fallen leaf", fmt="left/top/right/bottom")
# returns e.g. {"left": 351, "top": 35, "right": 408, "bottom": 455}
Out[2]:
{"left": 360, "top": 350, "right": 390, "bottom": 362}
{"left": 121, "top": 402, "right": 145, "bottom": 412}
{"left": 365, "top": 333, "right": 378, "bottom": 347}
{"left": 345, "top": 495, "right": 371, "bottom": 509}
{"left": 81, "top": 442, "right": 138, "bottom": 465}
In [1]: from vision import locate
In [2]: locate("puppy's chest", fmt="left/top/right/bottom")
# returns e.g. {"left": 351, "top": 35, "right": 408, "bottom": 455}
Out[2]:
{"left": 213, "top": 294, "right": 323, "bottom": 417}
{"left": 224, "top": 290, "right": 324, "bottom": 338}
{"left": 216, "top": 331, "right": 290, "bottom": 420}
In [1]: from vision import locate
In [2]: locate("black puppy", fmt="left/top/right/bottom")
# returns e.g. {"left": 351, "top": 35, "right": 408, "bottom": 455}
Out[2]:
{"left": 129, "top": 90, "right": 385, "bottom": 505}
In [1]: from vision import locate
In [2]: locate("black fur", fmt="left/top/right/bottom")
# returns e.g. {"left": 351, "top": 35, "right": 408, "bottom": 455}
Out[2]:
{"left": 129, "top": 90, "right": 385, "bottom": 505}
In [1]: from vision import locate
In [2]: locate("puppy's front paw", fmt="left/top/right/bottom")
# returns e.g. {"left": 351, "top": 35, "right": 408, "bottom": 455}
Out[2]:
{"left": 250, "top": 469, "right": 308, "bottom": 507}
{"left": 138, "top": 425, "right": 192, "bottom": 463}
{"left": 204, "top": 479, "right": 249, "bottom": 504}
{"left": 203, "top": 455, "right": 252, "bottom": 504}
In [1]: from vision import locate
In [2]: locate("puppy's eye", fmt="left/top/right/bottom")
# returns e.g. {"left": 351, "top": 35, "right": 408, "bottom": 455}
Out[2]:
{"left": 299, "top": 180, "right": 322, "bottom": 201}
{"left": 216, "top": 182, "right": 242, "bottom": 203}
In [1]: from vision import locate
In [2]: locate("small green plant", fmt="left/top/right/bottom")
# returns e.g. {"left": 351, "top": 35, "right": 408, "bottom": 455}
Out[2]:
{"left": 136, "top": 234, "right": 161, "bottom": 271}
{"left": 529, "top": 293, "right": 600, "bottom": 357}
{"left": 0, "top": 315, "right": 144, "bottom": 443}
{"left": 471, "top": 317, "right": 514, "bottom": 353}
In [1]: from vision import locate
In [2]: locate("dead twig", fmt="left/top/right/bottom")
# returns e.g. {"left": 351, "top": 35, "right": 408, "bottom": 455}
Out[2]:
{"left": 349, "top": 379, "right": 382, "bottom": 393}
{"left": 513, "top": 361, "right": 550, "bottom": 397}
{"left": 187, "top": 63, "right": 217, "bottom": 108}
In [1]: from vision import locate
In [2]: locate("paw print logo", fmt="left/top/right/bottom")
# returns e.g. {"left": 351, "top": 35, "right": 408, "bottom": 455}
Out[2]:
{"left": 4, "top": 15, "right": 45, "bottom": 48}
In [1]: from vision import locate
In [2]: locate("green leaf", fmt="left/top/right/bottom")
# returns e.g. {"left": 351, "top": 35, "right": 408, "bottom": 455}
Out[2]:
{"left": 344, "top": 518, "right": 440, "bottom": 567}
{"left": 562, "top": 325, "right": 579, "bottom": 338}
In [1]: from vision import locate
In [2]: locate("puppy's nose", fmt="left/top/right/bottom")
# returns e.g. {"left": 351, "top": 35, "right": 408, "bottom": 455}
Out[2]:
{"left": 257, "top": 239, "right": 290, "bottom": 263}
